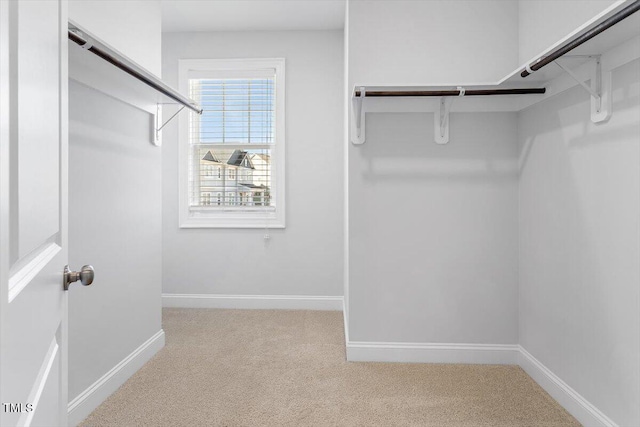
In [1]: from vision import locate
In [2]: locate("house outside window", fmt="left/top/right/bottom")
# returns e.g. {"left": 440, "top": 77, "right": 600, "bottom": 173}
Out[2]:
{"left": 178, "top": 58, "right": 285, "bottom": 228}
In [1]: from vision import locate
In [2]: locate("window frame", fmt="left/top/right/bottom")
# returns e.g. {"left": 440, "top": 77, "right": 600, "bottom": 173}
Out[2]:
{"left": 178, "top": 58, "right": 286, "bottom": 229}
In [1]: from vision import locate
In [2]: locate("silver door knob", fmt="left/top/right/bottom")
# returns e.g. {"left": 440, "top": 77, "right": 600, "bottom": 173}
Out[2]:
{"left": 64, "top": 265, "right": 94, "bottom": 291}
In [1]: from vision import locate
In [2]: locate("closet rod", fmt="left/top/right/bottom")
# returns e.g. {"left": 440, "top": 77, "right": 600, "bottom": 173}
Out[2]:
{"left": 353, "top": 88, "right": 546, "bottom": 97}
{"left": 521, "top": 0, "right": 640, "bottom": 78}
{"left": 68, "top": 25, "right": 203, "bottom": 114}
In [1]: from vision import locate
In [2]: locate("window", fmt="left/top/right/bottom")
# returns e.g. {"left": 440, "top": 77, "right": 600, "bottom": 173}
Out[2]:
{"left": 179, "top": 59, "right": 285, "bottom": 228}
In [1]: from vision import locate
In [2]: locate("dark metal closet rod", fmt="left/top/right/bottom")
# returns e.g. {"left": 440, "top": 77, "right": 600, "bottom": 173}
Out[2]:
{"left": 353, "top": 88, "right": 546, "bottom": 97}
{"left": 68, "top": 27, "right": 203, "bottom": 114}
{"left": 521, "top": 0, "right": 640, "bottom": 78}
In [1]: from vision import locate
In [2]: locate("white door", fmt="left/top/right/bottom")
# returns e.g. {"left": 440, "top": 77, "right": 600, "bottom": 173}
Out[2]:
{"left": 1, "top": 1, "right": 71, "bottom": 426}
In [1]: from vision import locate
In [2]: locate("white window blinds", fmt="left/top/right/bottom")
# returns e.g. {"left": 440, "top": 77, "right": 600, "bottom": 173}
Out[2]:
{"left": 189, "top": 77, "right": 275, "bottom": 144}
{"left": 188, "top": 74, "right": 275, "bottom": 210}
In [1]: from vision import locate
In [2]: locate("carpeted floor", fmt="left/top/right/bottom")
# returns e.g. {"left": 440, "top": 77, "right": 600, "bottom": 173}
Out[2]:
{"left": 81, "top": 308, "right": 580, "bottom": 426}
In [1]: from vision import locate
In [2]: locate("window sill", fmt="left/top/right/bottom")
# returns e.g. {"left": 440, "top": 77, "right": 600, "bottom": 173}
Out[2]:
{"left": 179, "top": 222, "right": 286, "bottom": 229}
{"left": 179, "top": 213, "right": 285, "bottom": 229}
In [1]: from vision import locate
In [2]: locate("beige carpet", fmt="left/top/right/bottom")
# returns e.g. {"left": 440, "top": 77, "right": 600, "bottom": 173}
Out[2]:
{"left": 81, "top": 309, "right": 580, "bottom": 427}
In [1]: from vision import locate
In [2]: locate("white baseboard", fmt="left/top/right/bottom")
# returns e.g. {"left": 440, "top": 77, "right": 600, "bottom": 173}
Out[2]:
{"left": 346, "top": 341, "right": 519, "bottom": 364}
{"left": 101, "top": 301, "right": 613, "bottom": 426}
{"left": 162, "top": 293, "right": 344, "bottom": 311}
{"left": 67, "top": 330, "right": 165, "bottom": 427}
{"left": 345, "top": 341, "right": 616, "bottom": 425}
{"left": 518, "top": 346, "right": 618, "bottom": 427}
{"left": 342, "top": 300, "right": 349, "bottom": 343}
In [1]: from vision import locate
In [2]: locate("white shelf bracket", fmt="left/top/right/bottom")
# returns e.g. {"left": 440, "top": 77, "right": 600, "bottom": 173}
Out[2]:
{"left": 351, "top": 87, "right": 366, "bottom": 145}
{"left": 554, "top": 56, "right": 611, "bottom": 123}
{"left": 435, "top": 97, "right": 451, "bottom": 144}
{"left": 434, "top": 87, "right": 463, "bottom": 144}
{"left": 154, "top": 103, "right": 186, "bottom": 146}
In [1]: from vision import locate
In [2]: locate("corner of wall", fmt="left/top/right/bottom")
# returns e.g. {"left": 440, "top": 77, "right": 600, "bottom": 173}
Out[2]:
{"left": 343, "top": 0, "right": 351, "bottom": 346}
{"left": 518, "top": 346, "right": 619, "bottom": 427}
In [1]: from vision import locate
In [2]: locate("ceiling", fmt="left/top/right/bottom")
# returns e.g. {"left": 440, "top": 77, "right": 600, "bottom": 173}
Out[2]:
{"left": 161, "top": 0, "right": 346, "bottom": 32}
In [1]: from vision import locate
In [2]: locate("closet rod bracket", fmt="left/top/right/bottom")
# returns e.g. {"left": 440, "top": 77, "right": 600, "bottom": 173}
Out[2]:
{"left": 435, "top": 97, "right": 451, "bottom": 144}
{"left": 154, "top": 103, "right": 186, "bottom": 147}
{"left": 351, "top": 87, "right": 366, "bottom": 144}
{"left": 554, "top": 55, "right": 611, "bottom": 123}
{"left": 434, "top": 87, "right": 464, "bottom": 144}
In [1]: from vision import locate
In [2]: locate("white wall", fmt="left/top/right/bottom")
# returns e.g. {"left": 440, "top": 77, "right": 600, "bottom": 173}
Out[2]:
{"left": 67, "top": 0, "right": 163, "bottom": 418}
{"left": 349, "top": 112, "right": 519, "bottom": 343}
{"left": 518, "top": 58, "right": 640, "bottom": 427}
{"left": 518, "top": 0, "right": 619, "bottom": 65}
{"left": 349, "top": 0, "right": 519, "bottom": 85}
{"left": 68, "top": 81, "right": 162, "bottom": 400}
{"left": 347, "top": 0, "right": 520, "bottom": 344}
{"left": 162, "top": 31, "right": 344, "bottom": 298}
{"left": 69, "top": 0, "right": 161, "bottom": 76}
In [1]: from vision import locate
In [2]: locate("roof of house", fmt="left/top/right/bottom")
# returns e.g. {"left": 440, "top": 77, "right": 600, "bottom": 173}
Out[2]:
{"left": 250, "top": 153, "right": 271, "bottom": 162}
{"left": 201, "top": 149, "right": 256, "bottom": 169}
{"left": 201, "top": 151, "right": 222, "bottom": 163}
{"left": 227, "top": 150, "right": 255, "bottom": 169}
{"left": 239, "top": 183, "right": 267, "bottom": 189}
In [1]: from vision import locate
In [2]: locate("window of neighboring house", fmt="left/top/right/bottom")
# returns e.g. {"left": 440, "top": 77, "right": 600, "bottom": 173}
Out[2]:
{"left": 179, "top": 58, "right": 285, "bottom": 228}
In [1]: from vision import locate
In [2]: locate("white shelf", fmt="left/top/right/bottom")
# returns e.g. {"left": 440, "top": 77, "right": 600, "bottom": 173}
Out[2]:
{"left": 355, "top": 1, "right": 640, "bottom": 91}
{"left": 68, "top": 20, "right": 201, "bottom": 146}
{"left": 499, "top": 0, "right": 640, "bottom": 86}
{"left": 351, "top": 0, "right": 640, "bottom": 144}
